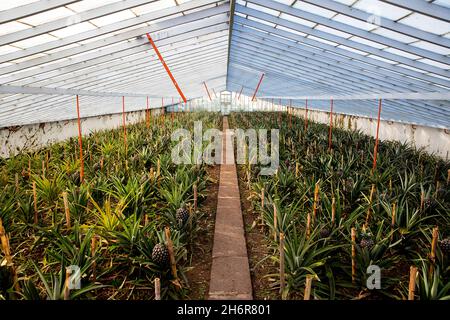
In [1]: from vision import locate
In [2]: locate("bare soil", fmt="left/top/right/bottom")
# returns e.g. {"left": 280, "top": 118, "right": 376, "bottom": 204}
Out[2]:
{"left": 185, "top": 164, "right": 219, "bottom": 299}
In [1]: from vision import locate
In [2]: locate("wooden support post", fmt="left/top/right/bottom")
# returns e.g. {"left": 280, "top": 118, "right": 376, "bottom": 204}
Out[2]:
{"left": 313, "top": 182, "right": 320, "bottom": 223}
{"left": 351, "top": 227, "right": 357, "bottom": 284}
{"left": 304, "top": 275, "right": 313, "bottom": 300}
{"left": 64, "top": 268, "right": 70, "bottom": 300}
{"left": 62, "top": 192, "right": 71, "bottom": 229}
{"left": 391, "top": 202, "right": 396, "bottom": 240}
{"left": 279, "top": 233, "right": 286, "bottom": 297}
{"left": 408, "top": 266, "right": 418, "bottom": 300}
{"left": 306, "top": 212, "right": 311, "bottom": 239}
{"left": 0, "top": 218, "right": 12, "bottom": 266}
{"left": 155, "top": 278, "right": 161, "bottom": 300}
{"left": 32, "top": 181, "right": 38, "bottom": 224}
{"left": 91, "top": 236, "right": 97, "bottom": 282}
{"left": 165, "top": 227, "right": 179, "bottom": 282}
{"left": 430, "top": 226, "right": 439, "bottom": 274}
{"left": 372, "top": 99, "right": 382, "bottom": 173}
{"left": 76, "top": 95, "right": 84, "bottom": 183}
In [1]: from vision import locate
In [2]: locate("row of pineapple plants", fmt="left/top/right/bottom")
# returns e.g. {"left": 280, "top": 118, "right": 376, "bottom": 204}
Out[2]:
{"left": 0, "top": 111, "right": 221, "bottom": 300}
{"left": 229, "top": 111, "right": 449, "bottom": 300}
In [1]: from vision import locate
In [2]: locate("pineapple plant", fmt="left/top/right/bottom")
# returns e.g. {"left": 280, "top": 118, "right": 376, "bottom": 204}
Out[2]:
{"left": 176, "top": 206, "right": 189, "bottom": 227}
{"left": 152, "top": 243, "right": 169, "bottom": 267}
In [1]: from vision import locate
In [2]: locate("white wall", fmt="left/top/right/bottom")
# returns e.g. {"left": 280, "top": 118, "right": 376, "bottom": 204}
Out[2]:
{"left": 0, "top": 108, "right": 162, "bottom": 158}
{"left": 291, "top": 108, "right": 450, "bottom": 159}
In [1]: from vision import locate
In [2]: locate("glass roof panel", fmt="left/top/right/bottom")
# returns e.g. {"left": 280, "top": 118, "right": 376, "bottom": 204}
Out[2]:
{"left": 366, "top": 54, "right": 397, "bottom": 64}
{"left": 247, "top": 16, "right": 276, "bottom": 27}
{"left": 0, "top": 21, "right": 30, "bottom": 36}
{"left": 279, "top": 13, "right": 316, "bottom": 28}
{"left": 90, "top": 10, "right": 137, "bottom": 27}
{"left": 275, "top": 25, "right": 307, "bottom": 37}
{"left": 247, "top": 2, "right": 279, "bottom": 16}
{"left": 332, "top": 14, "right": 377, "bottom": 31}
{"left": 12, "top": 33, "right": 59, "bottom": 48}
{"left": 337, "top": 44, "right": 369, "bottom": 55}
{"left": 348, "top": 35, "right": 387, "bottom": 49}
{"left": 314, "top": 25, "right": 352, "bottom": 38}
{"left": 398, "top": 12, "right": 450, "bottom": 35}
{"left": 50, "top": 22, "right": 98, "bottom": 38}
{"left": 67, "top": 0, "right": 123, "bottom": 13}
{"left": 353, "top": 0, "right": 411, "bottom": 20}
{"left": 308, "top": 35, "right": 339, "bottom": 47}
{"left": 18, "top": 7, "right": 74, "bottom": 26}
{"left": 292, "top": 2, "right": 336, "bottom": 19}
{"left": 410, "top": 41, "right": 450, "bottom": 55}
{"left": 383, "top": 47, "right": 421, "bottom": 60}
{"left": 417, "top": 58, "right": 450, "bottom": 69}
{"left": 0, "top": 0, "right": 39, "bottom": 12}
{"left": 131, "top": 0, "right": 176, "bottom": 16}
{"left": 371, "top": 27, "right": 418, "bottom": 43}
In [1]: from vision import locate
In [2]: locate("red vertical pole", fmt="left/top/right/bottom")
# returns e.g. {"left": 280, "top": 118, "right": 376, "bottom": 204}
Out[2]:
{"left": 76, "top": 95, "right": 84, "bottom": 183}
{"left": 237, "top": 85, "right": 244, "bottom": 100}
{"left": 328, "top": 99, "right": 333, "bottom": 151}
{"left": 305, "top": 99, "right": 308, "bottom": 132}
{"left": 372, "top": 99, "right": 382, "bottom": 173}
{"left": 122, "top": 96, "right": 127, "bottom": 155}
{"left": 203, "top": 81, "right": 212, "bottom": 101}
{"left": 251, "top": 73, "right": 265, "bottom": 101}
{"left": 146, "top": 96, "right": 149, "bottom": 128}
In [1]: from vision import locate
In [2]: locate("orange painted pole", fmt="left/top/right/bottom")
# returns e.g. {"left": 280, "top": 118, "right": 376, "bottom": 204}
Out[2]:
{"left": 76, "top": 95, "right": 84, "bottom": 183}
{"left": 305, "top": 99, "right": 308, "bottom": 132}
{"left": 237, "top": 85, "right": 244, "bottom": 100}
{"left": 203, "top": 81, "right": 212, "bottom": 101}
{"left": 372, "top": 99, "right": 382, "bottom": 173}
{"left": 328, "top": 99, "right": 333, "bottom": 151}
{"left": 122, "top": 96, "right": 127, "bottom": 155}
{"left": 146, "top": 96, "right": 150, "bottom": 128}
{"left": 251, "top": 73, "right": 265, "bottom": 101}
{"left": 146, "top": 33, "right": 187, "bottom": 103}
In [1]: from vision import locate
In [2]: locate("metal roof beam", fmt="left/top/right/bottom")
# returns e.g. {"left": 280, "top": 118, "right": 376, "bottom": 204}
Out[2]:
{"left": 0, "top": 0, "right": 79, "bottom": 24}
{"left": 244, "top": 0, "right": 449, "bottom": 64}
{"left": 0, "top": 2, "right": 228, "bottom": 69}
{"left": 302, "top": 0, "right": 450, "bottom": 48}
{"left": 233, "top": 16, "right": 450, "bottom": 88}
{"left": 0, "top": 19, "right": 229, "bottom": 83}
{"left": 0, "top": 0, "right": 155, "bottom": 47}
{"left": 235, "top": 4, "right": 450, "bottom": 77}
{"left": 380, "top": 0, "right": 450, "bottom": 22}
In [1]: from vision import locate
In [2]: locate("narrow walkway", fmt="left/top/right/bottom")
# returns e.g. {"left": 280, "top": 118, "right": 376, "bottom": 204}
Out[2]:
{"left": 208, "top": 116, "right": 252, "bottom": 300}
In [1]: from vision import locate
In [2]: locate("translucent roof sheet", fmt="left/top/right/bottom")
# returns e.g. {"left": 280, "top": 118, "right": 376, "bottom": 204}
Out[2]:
{"left": 0, "top": 0, "right": 449, "bottom": 129}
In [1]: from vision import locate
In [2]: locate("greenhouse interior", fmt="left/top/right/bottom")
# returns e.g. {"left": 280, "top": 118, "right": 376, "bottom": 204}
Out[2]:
{"left": 0, "top": 0, "right": 449, "bottom": 303}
